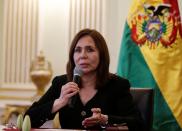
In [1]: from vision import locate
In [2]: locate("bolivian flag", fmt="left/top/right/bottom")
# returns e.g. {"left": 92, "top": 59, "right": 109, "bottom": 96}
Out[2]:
{"left": 117, "top": 0, "right": 182, "bottom": 130}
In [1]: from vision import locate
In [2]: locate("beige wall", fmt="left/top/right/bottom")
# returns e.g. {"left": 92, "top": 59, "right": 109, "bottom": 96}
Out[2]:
{"left": 38, "top": 0, "right": 70, "bottom": 77}
{"left": 179, "top": 0, "right": 182, "bottom": 20}
{"left": 0, "top": 0, "right": 3, "bottom": 85}
{"left": 105, "top": 0, "right": 131, "bottom": 73}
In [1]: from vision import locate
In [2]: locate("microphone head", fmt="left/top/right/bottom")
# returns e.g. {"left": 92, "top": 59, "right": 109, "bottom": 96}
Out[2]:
{"left": 69, "top": 66, "right": 83, "bottom": 108}
{"left": 74, "top": 66, "right": 83, "bottom": 76}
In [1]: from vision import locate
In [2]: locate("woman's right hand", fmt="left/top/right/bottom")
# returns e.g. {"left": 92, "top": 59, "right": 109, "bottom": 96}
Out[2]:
{"left": 52, "top": 82, "right": 79, "bottom": 113}
{"left": 59, "top": 82, "right": 79, "bottom": 104}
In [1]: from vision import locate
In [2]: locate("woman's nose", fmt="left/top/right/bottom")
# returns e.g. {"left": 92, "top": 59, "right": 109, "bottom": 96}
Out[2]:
{"left": 80, "top": 50, "right": 88, "bottom": 58}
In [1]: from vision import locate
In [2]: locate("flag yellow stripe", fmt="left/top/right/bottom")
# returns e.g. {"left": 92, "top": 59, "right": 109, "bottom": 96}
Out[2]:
{"left": 127, "top": 0, "right": 182, "bottom": 127}
{"left": 140, "top": 34, "right": 182, "bottom": 127}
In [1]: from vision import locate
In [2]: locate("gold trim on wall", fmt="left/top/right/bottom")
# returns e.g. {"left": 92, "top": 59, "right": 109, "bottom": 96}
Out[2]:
{"left": 0, "top": 87, "right": 36, "bottom": 92}
{"left": 0, "top": 95, "right": 32, "bottom": 101}
{"left": 0, "top": 87, "right": 36, "bottom": 100}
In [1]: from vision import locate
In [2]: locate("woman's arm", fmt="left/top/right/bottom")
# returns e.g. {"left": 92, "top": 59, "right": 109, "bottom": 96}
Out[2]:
{"left": 24, "top": 76, "right": 65, "bottom": 128}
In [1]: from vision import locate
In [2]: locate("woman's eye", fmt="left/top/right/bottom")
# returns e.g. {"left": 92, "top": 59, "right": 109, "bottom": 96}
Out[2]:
{"left": 74, "top": 48, "right": 81, "bottom": 52}
{"left": 87, "top": 47, "right": 94, "bottom": 52}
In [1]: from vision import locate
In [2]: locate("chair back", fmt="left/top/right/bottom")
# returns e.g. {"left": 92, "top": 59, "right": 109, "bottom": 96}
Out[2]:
{"left": 130, "top": 88, "right": 154, "bottom": 131}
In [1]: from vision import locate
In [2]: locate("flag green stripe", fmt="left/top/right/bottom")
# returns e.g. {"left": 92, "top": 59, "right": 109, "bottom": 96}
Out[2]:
{"left": 117, "top": 23, "right": 181, "bottom": 131}
{"left": 117, "top": 23, "right": 154, "bottom": 87}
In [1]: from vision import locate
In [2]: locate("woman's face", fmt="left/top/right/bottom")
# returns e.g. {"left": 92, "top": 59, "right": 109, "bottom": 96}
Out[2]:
{"left": 73, "top": 35, "right": 99, "bottom": 75}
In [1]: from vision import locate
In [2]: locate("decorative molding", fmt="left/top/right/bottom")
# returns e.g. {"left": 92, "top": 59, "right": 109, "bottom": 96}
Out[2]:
{"left": 68, "top": 0, "right": 106, "bottom": 44}
{"left": 1, "top": 0, "right": 39, "bottom": 89}
{"left": 0, "top": 96, "right": 32, "bottom": 101}
{"left": 0, "top": 83, "right": 36, "bottom": 90}
{"left": 0, "top": 87, "right": 35, "bottom": 92}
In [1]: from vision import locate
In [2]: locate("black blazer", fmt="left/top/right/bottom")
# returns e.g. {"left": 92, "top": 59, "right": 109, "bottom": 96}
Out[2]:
{"left": 25, "top": 74, "right": 144, "bottom": 131}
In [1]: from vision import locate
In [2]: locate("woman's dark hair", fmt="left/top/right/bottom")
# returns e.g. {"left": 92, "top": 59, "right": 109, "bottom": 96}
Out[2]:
{"left": 66, "top": 28, "right": 110, "bottom": 88}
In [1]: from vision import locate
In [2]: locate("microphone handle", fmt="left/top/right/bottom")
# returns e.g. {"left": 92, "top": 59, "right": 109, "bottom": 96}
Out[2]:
{"left": 68, "top": 75, "right": 81, "bottom": 108}
{"left": 73, "top": 75, "right": 81, "bottom": 85}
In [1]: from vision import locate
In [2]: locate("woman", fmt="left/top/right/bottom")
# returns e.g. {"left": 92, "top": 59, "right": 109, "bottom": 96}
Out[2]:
{"left": 25, "top": 28, "right": 144, "bottom": 131}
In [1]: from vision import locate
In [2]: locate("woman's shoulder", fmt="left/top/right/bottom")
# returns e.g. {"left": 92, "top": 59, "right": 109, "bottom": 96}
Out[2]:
{"left": 107, "top": 73, "right": 130, "bottom": 91}
{"left": 52, "top": 74, "right": 68, "bottom": 85}
{"left": 109, "top": 73, "right": 130, "bottom": 83}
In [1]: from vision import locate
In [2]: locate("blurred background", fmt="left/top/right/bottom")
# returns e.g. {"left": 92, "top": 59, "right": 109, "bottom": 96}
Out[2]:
{"left": 0, "top": 0, "right": 181, "bottom": 127}
{"left": 0, "top": 0, "right": 133, "bottom": 125}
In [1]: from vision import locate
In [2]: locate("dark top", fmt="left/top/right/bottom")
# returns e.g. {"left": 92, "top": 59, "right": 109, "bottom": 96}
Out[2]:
{"left": 25, "top": 74, "right": 144, "bottom": 131}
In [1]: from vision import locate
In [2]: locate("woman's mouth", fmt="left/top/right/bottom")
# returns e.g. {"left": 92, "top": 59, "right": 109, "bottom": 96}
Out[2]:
{"left": 79, "top": 63, "right": 89, "bottom": 68}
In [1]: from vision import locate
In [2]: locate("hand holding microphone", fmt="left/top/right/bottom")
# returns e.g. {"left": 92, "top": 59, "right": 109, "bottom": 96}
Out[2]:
{"left": 52, "top": 82, "right": 79, "bottom": 113}
{"left": 53, "top": 67, "right": 83, "bottom": 111}
{"left": 52, "top": 66, "right": 83, "bottom": 112}
{"left": 68, "top": 66, "right": 83, "bottom": 107}
{"left": 60, "top": 66, "right": 83, "bottom": 105}
{"left": 59, "top": 82, "right": 79, "bottom": 104}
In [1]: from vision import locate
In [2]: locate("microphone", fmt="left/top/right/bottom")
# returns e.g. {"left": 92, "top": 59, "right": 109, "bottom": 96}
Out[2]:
{"left": 69, "top": 66, "right": 83, "bottom": 108}
{"left": 73, "top": 66, "right": 83, "bottom": 85}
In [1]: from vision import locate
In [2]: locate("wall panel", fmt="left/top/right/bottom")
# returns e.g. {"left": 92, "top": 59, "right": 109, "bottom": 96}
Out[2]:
{"left": 68, "top": 0, "right": 106, "bottom": 44}
{"left": 1, "top": 0, "right": 39, "bottom": 89}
